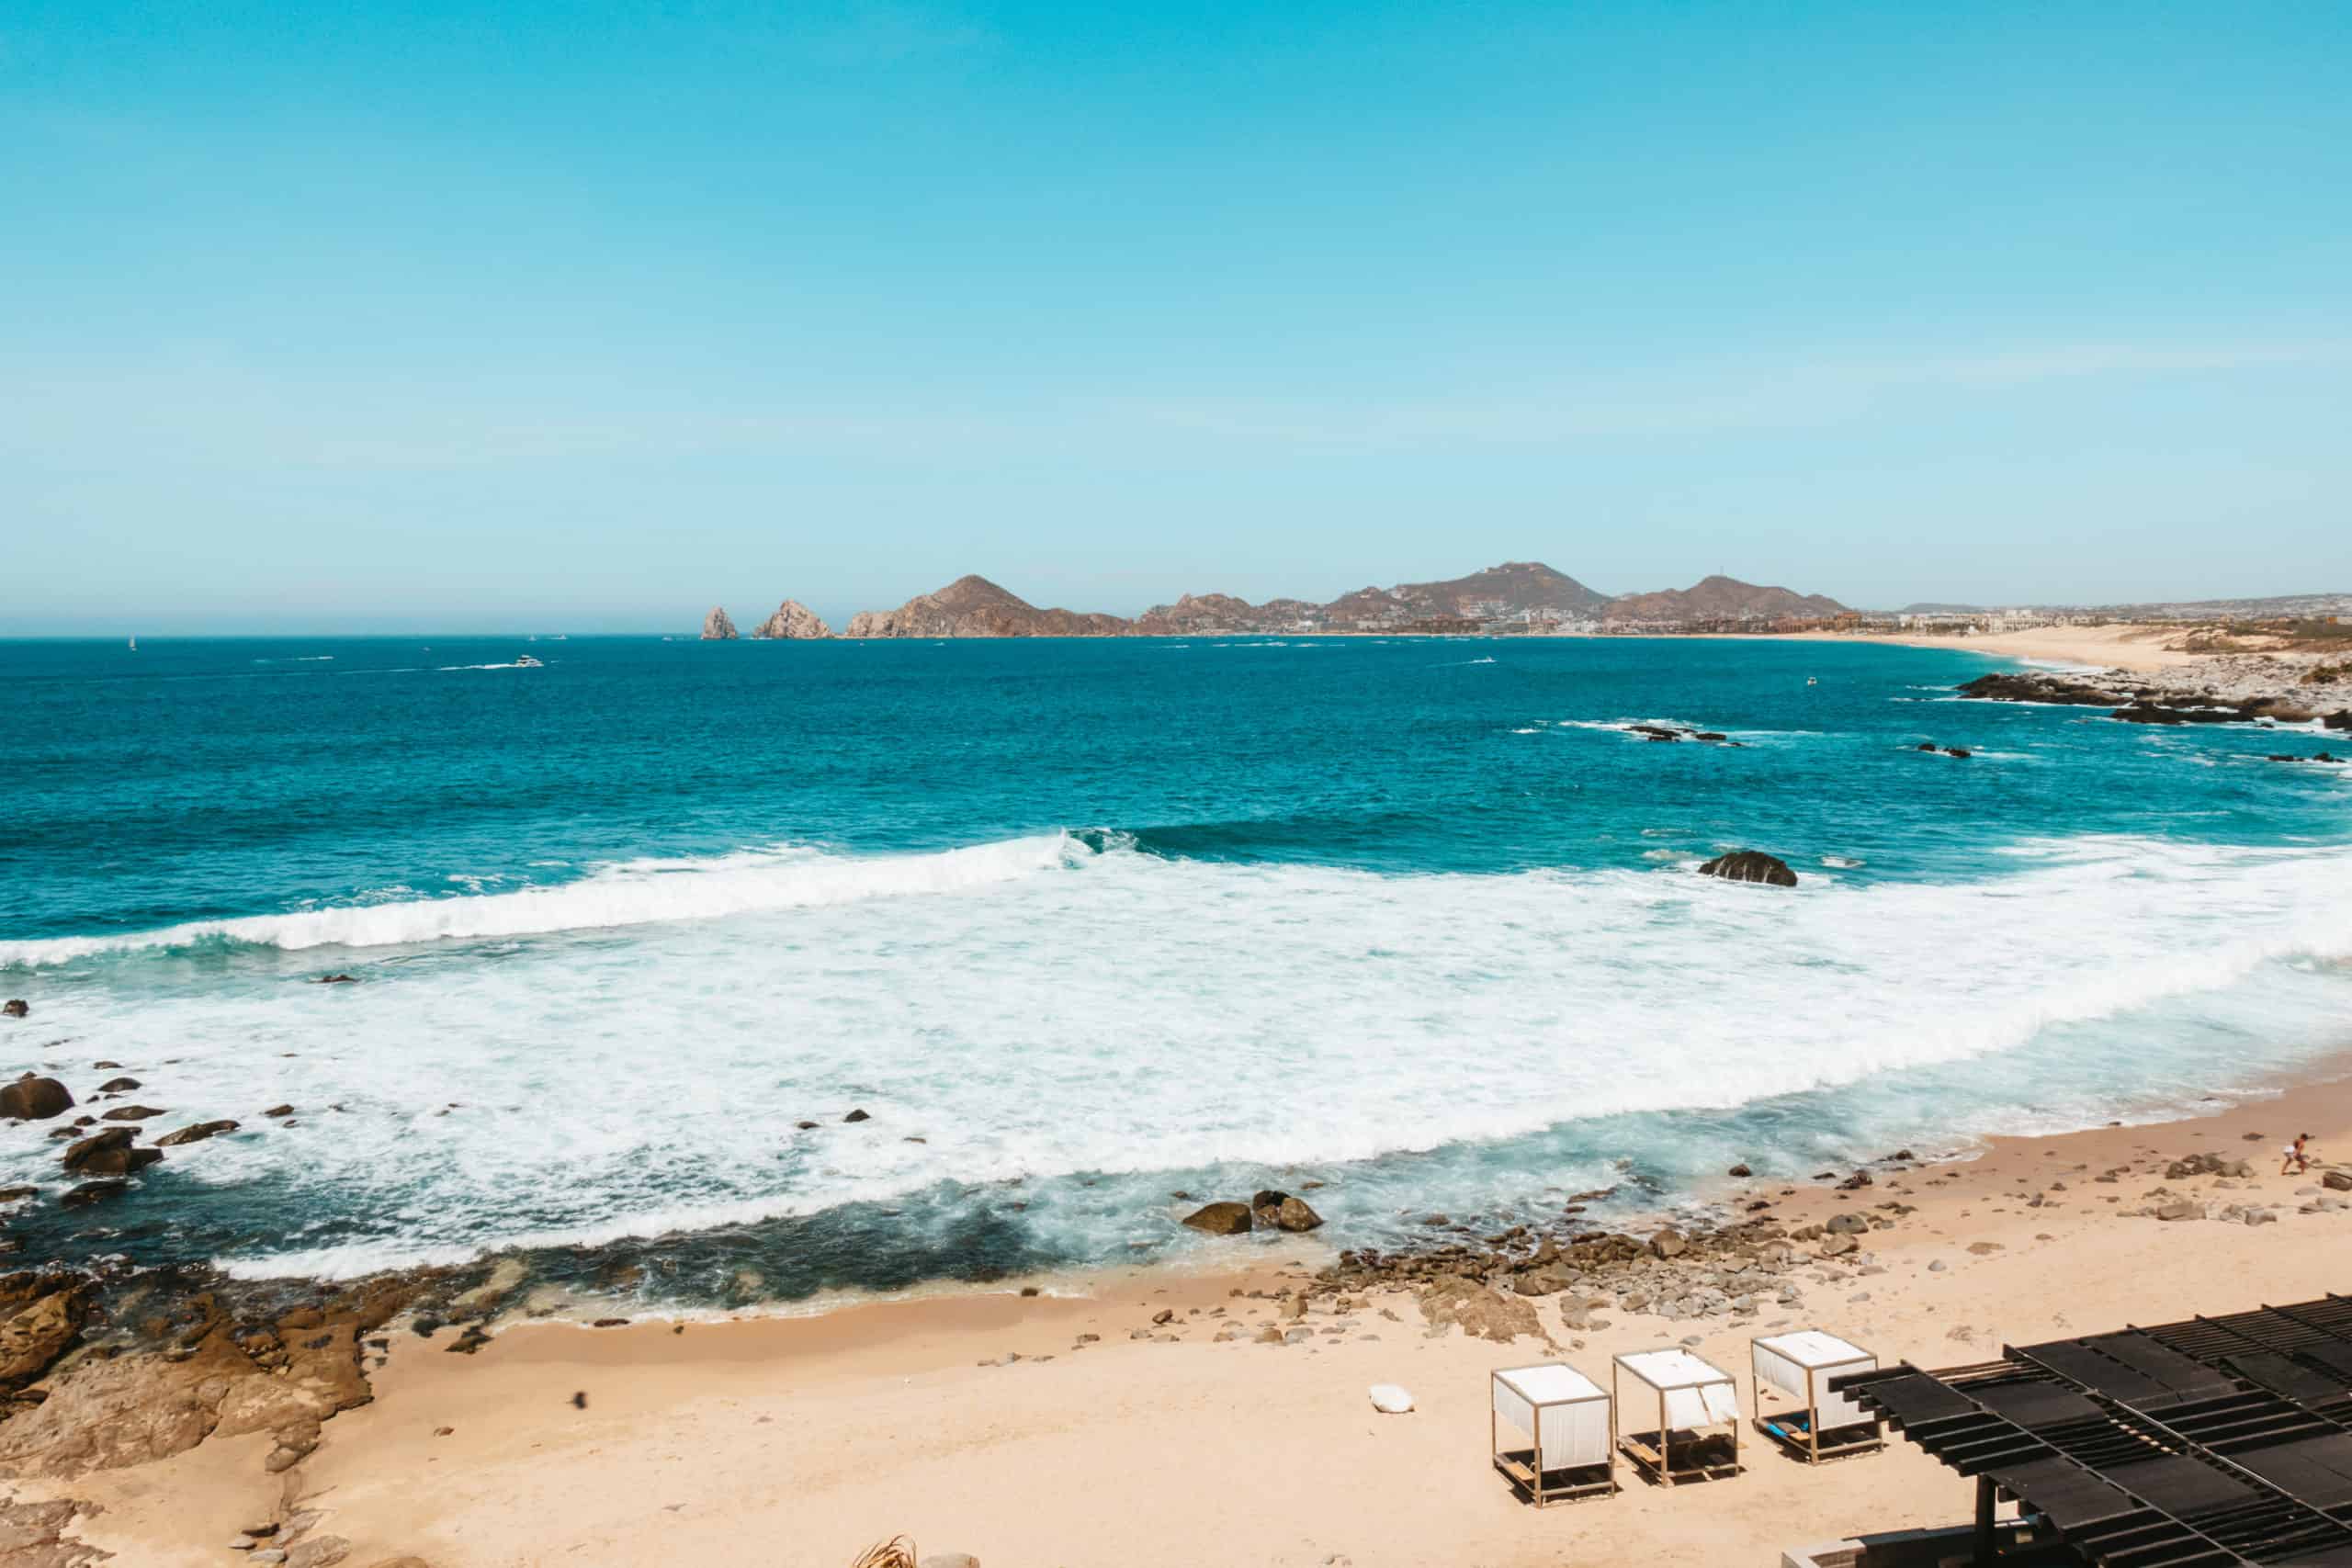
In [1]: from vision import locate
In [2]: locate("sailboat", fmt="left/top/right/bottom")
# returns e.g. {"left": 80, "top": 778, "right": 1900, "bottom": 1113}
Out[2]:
{"left": 129, "top": 636, "right": 137, "bottom": 652}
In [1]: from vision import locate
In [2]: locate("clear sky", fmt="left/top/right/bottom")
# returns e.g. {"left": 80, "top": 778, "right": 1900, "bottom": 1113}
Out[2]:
{"left": 5, "top": 0, "right": 2349, "bottom": 632}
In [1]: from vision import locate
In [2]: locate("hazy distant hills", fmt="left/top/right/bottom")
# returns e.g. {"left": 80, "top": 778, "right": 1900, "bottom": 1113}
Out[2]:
{"left": 707, "top": 560, "right": 1855, "bottom": 637}
{"left": 1602, "top": 573, "right": 1849, "bottom": 624}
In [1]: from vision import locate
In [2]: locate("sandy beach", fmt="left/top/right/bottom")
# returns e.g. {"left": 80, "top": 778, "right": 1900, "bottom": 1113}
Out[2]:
{"left": 1754, "top": 623, "right": 2212, "bottom": 672}
{"left": 13, "top": 1060, "right": 2352, "bottom": 1568}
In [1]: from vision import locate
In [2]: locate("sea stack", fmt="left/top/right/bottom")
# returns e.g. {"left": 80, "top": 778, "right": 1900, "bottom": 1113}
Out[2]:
{"left": 701, "top": 606, "right": 739, "bottom": 640}
{"left": 749, "top": 600, "right": 833, "bottom": 640}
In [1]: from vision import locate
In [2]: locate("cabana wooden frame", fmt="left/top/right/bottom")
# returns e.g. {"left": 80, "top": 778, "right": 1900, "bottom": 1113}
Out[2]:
{"left": 1488, "top": 1363, "right": 1618, "bottom": 1507}
{"left": 1749, "top": 1330, "right": 1886, "bottom": 1465}
{"left": 1611, "top": 1348, "right": 1742, "bottom": 1488}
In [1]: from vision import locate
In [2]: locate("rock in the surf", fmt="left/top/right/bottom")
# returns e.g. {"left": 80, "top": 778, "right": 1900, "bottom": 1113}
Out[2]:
{"left": 1955, "top": 671, "right": 2125, "bottom": 706}
{"left": 62, "top": 1127, "right": 160, "bottom": 1176}
{"left": 156, "top": 1120, "right": 240, "bottom": 1147}
{"left": 1270, "top": 1196, "right": 1324, "bottom": 1233}
{"left": 96, "top": 1077, "right": 141, "bottom": 1093}
{"left": 1, "top": 1077, "right": 74, "bottom": 1121}
{"left": 700, "top": 606, "right": 738, "bottom": 640}
{"left": 0, "top": 999, "right": 26, "bottom": 1019}
{"left": 842, "top": 1108, "right": 871, "bottom": 1123}
{"left": 99, "top": 1105, "right": 166, "bottom": 1122}
{"left": 1696, "top": 851, "right": 1798, "bottom": 887}
{"left": 263, "top": 1104, "right": 295, "bottom": 1119}
{"left": 1182, "top": 1201, "right": 1254, "bottom": 1235}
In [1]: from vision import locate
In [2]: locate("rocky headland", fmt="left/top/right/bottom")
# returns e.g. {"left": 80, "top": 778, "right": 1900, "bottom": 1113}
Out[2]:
{"left": 1955, "top": 659, "right": 2352, "bottom": 735}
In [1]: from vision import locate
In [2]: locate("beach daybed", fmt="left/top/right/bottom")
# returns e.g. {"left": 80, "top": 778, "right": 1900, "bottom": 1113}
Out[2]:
{"left": 1750, "top": 1330, "right": 1884, "bottom": 1464}
{"left": 1489, "top": 1362, "right": 1616, "bottom": 1506}
{"left": 1611, "top": 1348, "right": 1741, "bottom": 1486}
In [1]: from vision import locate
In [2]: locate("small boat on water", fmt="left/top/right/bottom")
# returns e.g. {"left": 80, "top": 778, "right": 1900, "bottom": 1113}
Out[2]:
{"left": 128, "top": 636, "right": 137, "bottom": 651}
{"left": 514, "top": 654, "right": 545, "bottom": 668}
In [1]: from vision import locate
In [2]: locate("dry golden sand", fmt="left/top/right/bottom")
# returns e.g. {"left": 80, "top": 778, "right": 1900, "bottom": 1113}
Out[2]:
{"left": 1758, "top": 623, "right": 2209, "bottom": 672}
{"left": 38, "top": 1068, "right": 2352, "bottom": 1568}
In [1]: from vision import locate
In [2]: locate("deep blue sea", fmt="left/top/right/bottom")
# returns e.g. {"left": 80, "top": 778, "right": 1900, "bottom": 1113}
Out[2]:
{"left": 3, "top": 635, "right": 2347, "bottom": 1305}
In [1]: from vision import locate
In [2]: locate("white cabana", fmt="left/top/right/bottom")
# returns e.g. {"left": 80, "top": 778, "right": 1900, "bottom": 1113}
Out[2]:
{"left": 1611, "top": 1348, "right": 1742, "bottom": 1487}
{"left": 1749, "top": 1330, "right": 1884, "bottom": 1462}
{"left": 1489, "top": 1363, "right": 1616, "bottom": 1506}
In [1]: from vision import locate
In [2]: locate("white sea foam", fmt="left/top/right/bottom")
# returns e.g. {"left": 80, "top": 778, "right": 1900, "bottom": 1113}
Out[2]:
{"left": 0, "top": 835, "right": 1080, "bottom": 965}
{"left": 6, "top": 831, "right": 2347, "bottom": 1279}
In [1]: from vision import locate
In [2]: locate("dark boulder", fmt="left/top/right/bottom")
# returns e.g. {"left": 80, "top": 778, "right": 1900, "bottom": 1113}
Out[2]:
{"left": 95, "top": 1077, "right": 140, "bottom": 1093}
{"left": 263, "top": 1104, "right": 295, "bottom": 1119}
{"left": 155, "top": 1120, "right": 240, "bottom": 1147}
{"left": 2111, "top": 702, "right": 2241, "bottom": 726}
{"left": 1269, "top": 1196, "right": 1324, "bottom": 1233}
{"left": 0, "top": 1000, "right": 26, "bottom": 1019}
{"left": 1725, "top": 1164, "right": 1753, "bottom": 1179}
{"left": 62, "top": 1127, "right": 161, "bottom": 1176}
{"left": 1916, "top": 742, "right": 1937, "bottom": 751}
{"left": 1838, "top": 1169, "right": 1874, "bottom": 1190}
{"left": 0, "top": 1077, "right": 74, "bottom": 1121}
{"left": 1181, "top": 1201, "right": 1254, "bottom": 1236}
{"left": 842, "top": 1109, "right": 871, "bottom": 1123}
{"left": 1697, "top": 851, "right": 1798, "bottom": 887}
{"left": 1943, "top": 747, "right": 1972, "bottom": 758}
{"left": 99, "top": 1105, "right": 165, "bottom": 1122}
{"left": 2324, "top": 711, "right": 2351, "bottom": 732}
{"left": 313, "top": 974, "right": 359, "bottom": 984}
{"left": 1956, "top": 672, "right": 2125, "bottom": 706}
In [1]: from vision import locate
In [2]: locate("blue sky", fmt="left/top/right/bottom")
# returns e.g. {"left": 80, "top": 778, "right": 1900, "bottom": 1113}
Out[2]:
{"left": 5, "top": 0, "right": 2349, "bottom": 631}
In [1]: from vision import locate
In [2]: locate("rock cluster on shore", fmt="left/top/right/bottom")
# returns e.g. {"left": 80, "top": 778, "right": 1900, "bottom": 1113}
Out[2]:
{"left": 1956, "top": 667, "right": 2352, "bottom": 729}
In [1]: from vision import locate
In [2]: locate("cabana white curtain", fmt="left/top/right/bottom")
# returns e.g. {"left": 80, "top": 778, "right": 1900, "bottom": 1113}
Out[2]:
{"left": 1618, "top": 1349, "right": 1740, "bottom": 1429}
{"left": 1493, "top": 1365, "right": 1610, "bottom": 1469}
{"left": 1753, "top": 1331, "right": 1877, "bottom": 1428}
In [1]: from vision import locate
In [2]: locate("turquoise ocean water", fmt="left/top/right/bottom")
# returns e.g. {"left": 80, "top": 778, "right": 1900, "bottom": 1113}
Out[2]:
{"left": 2, "top": 635, "right": 2346, "bottom": 1304}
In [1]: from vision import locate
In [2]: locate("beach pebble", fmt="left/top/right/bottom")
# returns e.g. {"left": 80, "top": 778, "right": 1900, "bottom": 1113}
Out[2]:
{"left": 1367, "top": 1383, "right": 1415, "bottom": 1415}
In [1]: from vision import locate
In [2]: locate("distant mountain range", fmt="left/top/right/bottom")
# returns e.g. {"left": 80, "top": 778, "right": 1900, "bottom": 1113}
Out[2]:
{"left": 703, "top": 561, "right": 1853, "bottom": 638}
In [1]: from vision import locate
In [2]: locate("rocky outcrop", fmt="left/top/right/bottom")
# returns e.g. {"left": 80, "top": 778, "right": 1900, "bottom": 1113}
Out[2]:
{"left": 846, "top": 576, "right": 1129, "bottom": 638}
{"left": 0, "top": 1277, "right": 93, "bottom": 1390}
{"left": 1249, "top": 1190, "right": 1325, "bottom": 1233}
{"left": 1181, "top": 1201, "right": 1253, "bottom": 1235}
{"left": 0, "top": 1497, "right": 108, "bottom": 1566}
{"left": 749, "top": 600, "right": 833, "bottom": 640}
{"left": 62, "top": 1129, "right": 158, "bottom": 1177}
{"left": 0, "top": 1283, "right": 403, "bottom": 1481}
{"left": 1956, "top": 671, "right": 2129, "bottom": 705}
{"left": 699, "top": 606, "right": 739, "bottom": 640}
{"left": 1, "top": 1077, "right": 74, "bottom": 1121}
{"left": 1, "top": 999, "right": 26, "bottom": 1020}
{"left": 1417, "top": 1278, "right": 1545, "bottom": 1344}
{"left": 155, "top": 1120, "right": 240, "bottom": 1147}
{"left": 1696, "top": 851, "right": 1798, "bottom": 887}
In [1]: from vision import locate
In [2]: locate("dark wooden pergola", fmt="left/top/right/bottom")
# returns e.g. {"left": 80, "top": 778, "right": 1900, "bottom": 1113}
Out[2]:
{"left": 1834, "top": 1294, "right": 2352, "bottom": 1567}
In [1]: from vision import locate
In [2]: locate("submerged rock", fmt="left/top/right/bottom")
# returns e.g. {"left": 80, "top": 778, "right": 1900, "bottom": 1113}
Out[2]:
{"left": 1, "top": 1076, "right": 74, "bottom": 1120}
{"left": 1696, "top": 851, "right": 1798, "bottom": 887}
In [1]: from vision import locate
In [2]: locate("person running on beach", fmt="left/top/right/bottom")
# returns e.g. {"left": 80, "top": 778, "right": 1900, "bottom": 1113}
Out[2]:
{"left": 2282, "top": 1134, "right": 2313, "bottom": 1176}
